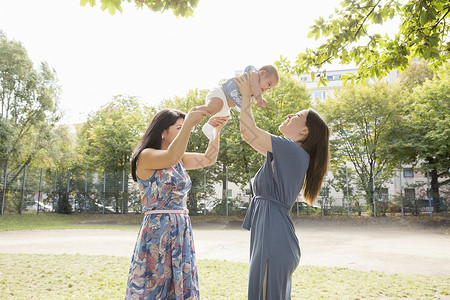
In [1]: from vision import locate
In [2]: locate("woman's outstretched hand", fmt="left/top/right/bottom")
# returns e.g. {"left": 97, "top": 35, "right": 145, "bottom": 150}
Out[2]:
{"left": 185, "top": 107, "right": 210, "bottom": 127}
{"left": 208, "top": 115, "right": 230, "bottom": 132}
{"left": 234, "top": 73, "right": 252, "bottom": 99}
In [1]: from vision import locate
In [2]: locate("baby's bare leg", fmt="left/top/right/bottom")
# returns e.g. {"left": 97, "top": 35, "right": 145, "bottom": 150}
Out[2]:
{"left": 197, "top": 97, "right": 223, "bottom": 116}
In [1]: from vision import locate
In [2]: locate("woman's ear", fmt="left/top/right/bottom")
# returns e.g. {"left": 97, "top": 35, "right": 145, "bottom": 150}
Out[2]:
{"left": 299, "top": 128, "right": 309, "bottom": 140}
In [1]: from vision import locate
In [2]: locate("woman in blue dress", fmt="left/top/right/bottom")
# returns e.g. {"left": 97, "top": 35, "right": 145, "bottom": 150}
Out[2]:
{"left": 125, "top": 108, "right": 228, "bottom": 299}
{"left": 235, "top": 74, "right": 330, "bottom": 299}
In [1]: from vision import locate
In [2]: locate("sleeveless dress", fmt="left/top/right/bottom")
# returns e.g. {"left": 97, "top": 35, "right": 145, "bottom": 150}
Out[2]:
{"left": 242, "top": 135, "right": 310, "bottom": 300}
{"left": 125, "top": 161, "right": 199, "bottom": 300}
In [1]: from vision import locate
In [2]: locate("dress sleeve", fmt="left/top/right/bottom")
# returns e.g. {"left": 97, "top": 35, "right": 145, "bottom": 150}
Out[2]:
{"left": 269, "top": 135, "right": 309, "bottom": 189}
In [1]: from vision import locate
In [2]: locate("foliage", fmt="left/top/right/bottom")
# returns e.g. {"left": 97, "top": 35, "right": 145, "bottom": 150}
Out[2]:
{"left": 276, "top": 0, "right": 450, "bottom": 85}
{"left": 388, "top": 65, "right": 450, "bottom": 211}
{"left": 80, "top": 0, "right": 199, "bottom": 17}
{"left": 317, "top": 178, "right": 335, "bottom": 215}
{"left": 78, "top": 95, "right": 153, "bottom": 172}
{"left": 398, "top": 60, "right": 435, "bottom": 92}
{"left": 77, "top": 95, "right": 154, "bottom": 213}
{"left": 0, "top": 33, "right": 61, "bottom": 213}
{"left": 318, "top": 81, "right": 404, "bottom": 209}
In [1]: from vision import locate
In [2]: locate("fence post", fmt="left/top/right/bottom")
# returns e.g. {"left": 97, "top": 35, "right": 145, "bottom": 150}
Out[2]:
{"left": 372, "top": 164, "right": 376, "bottom": 217}
{"left": 85, "top": 170, "right": 88, "bottom": 212}
{"left": 346, "top": 165, "right": 350, "bottom": 216}
{"left": 53, "top": 170, "right": 57, "bottom": 212}
{"left": 37, "top": 168, "right": 43, "bottom": 214}
{"left": 427, "top": 171, "right": 432, "bottom": 217}
{"left": 226, "top": 167, "right": 228, "bottom": 216}
{"left": 203, "top": 169, "right": 207, "bottom": 216}
{"left": 20, "top": 165, "right": 27, "bottom": 214}
{"left": 67, "top": 171, "right": 71, "bottom": 211}
{"left": 122, "top": 170, "right": 125, "bottom": 214}
{"left": 399, "top": 168, "right": 404, "bottom": 217}
{"left": 1, "top": 161, "right": 7, "bottom": 215}
{"left": 103, "top": 170, "right": 106, "bottom": 214}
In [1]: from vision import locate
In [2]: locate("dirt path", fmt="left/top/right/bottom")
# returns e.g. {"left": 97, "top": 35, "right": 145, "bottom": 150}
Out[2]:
{"left": 1, "top": 218, "right": 448, "bottom": 277}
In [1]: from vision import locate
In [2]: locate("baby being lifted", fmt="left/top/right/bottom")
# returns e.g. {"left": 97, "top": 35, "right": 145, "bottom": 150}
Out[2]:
{"left": 198, "top": 65, "right": 279, "bottom": 140}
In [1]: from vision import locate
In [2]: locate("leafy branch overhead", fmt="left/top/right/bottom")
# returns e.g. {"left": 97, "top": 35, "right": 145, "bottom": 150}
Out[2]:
{"left": 80, "top": 0, "right": 199, "bottom": 17}
{"left": 276, "top": 0, "right": 449, "bottom": 85}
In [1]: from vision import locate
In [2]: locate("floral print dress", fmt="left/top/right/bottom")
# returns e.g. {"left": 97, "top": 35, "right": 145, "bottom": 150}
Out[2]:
{"left": 125, "top": 161, "right": 199, "bottom": 300}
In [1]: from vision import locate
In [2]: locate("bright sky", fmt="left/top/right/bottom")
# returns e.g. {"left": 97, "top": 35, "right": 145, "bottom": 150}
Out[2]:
{"left": 0, "top": 0, "right": 345, "bottom": 124}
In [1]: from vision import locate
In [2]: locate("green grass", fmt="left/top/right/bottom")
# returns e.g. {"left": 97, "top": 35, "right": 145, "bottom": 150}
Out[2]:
{"left": 0, "top": 254, "right": 448, "bottom": 299}
{"left": 0, "top": 213, "right": 144, "bottom": 231}
{"left": 0, "top": 213, "right": 247, "bottom": 231}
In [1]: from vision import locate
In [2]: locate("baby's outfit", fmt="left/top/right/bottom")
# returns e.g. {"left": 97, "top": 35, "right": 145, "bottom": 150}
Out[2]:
{"left": 221, "top": 65, "right": 258, "bottom": 111}
{"left": 202, "top": 65, "right": 259, "bottom": 140}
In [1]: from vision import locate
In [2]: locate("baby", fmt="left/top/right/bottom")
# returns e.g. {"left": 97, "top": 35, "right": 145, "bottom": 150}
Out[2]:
{"left": 199, "top": 65, "right": 279, "bottom": 140}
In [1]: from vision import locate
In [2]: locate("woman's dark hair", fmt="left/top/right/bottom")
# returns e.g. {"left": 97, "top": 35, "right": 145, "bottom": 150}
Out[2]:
{"left": 300, "top": 108, "right": 330, "bottom": 205}
{"left": 130, "top": 108, "right": 185, "bottom": 182}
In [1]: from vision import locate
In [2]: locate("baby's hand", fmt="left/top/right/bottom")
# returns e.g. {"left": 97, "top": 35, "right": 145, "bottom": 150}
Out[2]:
{"left": 255, "top": 97, "right": 267, "bottom": 108}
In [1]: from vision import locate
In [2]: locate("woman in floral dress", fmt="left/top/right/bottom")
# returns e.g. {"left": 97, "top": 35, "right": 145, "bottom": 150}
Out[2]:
{"left": 126, "top": 108, "right": 229, "bottom": 299}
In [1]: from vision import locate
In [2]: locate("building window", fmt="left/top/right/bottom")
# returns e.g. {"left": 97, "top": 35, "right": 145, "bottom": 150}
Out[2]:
{"left": 300, "top": 77, "right": 308, "bottom": 82}
{"left": 403, "top": 168, "right": 414, "bottom": 178}
{"left": 311, "top": 91, "right": 326, "bottom": 100}
{"left": 375, "top": 188, "right": 389, "bottom": 201}
{"left": 326, "top": 75, "right": 342, "bottom": 81}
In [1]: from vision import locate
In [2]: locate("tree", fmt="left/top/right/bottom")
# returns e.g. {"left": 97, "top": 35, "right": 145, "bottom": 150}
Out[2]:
{"left": 330, "top": 165, "right": 366, "bottom": 215}
{"left": 158, "top": 89, "right": 220, "bottom": 214}
{"left": 277, "top": 0, "right": 449, "bottom": 85}
{"left": 78, "top": 95, "right": 154, "bottom": 213}
{"left": 80, "top": 0, "right": 198, "bottom": 17}
{"left": 318, "top": 81, "right": 405, "bottom": 214}
{"left": 397, "top": 60, "right": 435, "bottom": 92}
{"left": 0, "top": 32, "right": 61, "bottom": 214}
{"left": 389, "top": 65, "right": 450, "bottom": 212}
{"left": 46, "top": 125, "right": 80, "bottom": 214}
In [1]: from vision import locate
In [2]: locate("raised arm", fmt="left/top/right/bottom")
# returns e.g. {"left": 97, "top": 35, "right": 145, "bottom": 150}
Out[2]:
{"left": 182, "top": 116, "right": 229, "bottom": 170}
{"left": 138, "top": 108, "right": 209, "bottom": 171}
{"left": 236, "top": 74, "right": 272, "bottom": 156}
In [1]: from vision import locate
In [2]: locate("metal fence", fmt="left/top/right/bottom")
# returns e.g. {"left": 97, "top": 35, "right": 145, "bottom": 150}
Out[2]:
{"left": 1, "top": 166, "right": 448, "bottom": 217}
{"left": 0, "top": 166, "right": 141, "bottom": 215}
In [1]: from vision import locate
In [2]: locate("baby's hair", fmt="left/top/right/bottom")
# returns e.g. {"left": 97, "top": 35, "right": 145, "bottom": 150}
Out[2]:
{"left": 259, "top": 65, "right": 279, "bottom": 81}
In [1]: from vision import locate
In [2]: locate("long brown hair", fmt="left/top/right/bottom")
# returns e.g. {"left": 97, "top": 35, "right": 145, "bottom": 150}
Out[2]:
{"left": 301, "top": 108, "right": 330, "bottom": 205}
{"left": 130, "top": 109, "right": 185, "bottom": 182}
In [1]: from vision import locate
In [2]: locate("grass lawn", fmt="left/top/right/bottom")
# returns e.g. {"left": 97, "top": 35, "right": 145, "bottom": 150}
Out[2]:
{"left": 0, "top": 253, "right": 449, "bottom": 299}
{"left": 0, "top": 213, "right": 144, "bottom": 231}
{"left": 0, "top": 212, "right": 248, "bottom": 231}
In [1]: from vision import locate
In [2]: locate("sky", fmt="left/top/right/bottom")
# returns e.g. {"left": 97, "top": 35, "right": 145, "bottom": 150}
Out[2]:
{"left": 1, "top": 0, "right": 347, "bottom": 124}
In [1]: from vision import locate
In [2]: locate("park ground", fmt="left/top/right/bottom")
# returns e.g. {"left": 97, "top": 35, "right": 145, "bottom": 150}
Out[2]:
{"left": 1, "top": 213, "right": 449, "bottom": 277}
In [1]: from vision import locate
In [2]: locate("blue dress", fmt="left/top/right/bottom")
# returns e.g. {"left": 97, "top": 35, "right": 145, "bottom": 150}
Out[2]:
{"left": 243, "top": 135, "right": 310, "bottom": 300}
{"left": 125, "top": 161, "right": 199, "bottom": 300}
